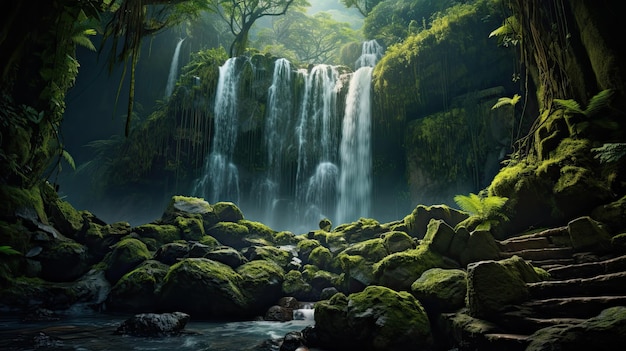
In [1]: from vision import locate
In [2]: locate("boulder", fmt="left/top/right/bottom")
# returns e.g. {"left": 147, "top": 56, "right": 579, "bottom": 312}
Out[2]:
{"left": 411, "top": 268, "right": 468, "bottom": 312}
{"left": 107, "top": 260, "right": 169, "bottom": 312}
{"left": 153, "top": 242, "right": 189, "bottom": 265}
{"left": 242, "top": 245, "right": 292, "bottom": 268}
{"left": 403, "top": 205, "right": 469, "bottom": 239}
{"left": 161, "top": 196, "right": 217, "bottom": 227}
{"left": 207, "top": 222, "right": 250, "bottom": 249}
{"left": 104, "top": 238, "right": 151, "bottom": 284}
{"left": 373, "top": 245, "right": 449, "bottom": 291}
{"left": 205, "top": 246, "right": 248, "bottom": 268}
{"left": 567, "top": 216, "right": 612, "bottom": 252}
{"left": 159, "top": 258, "right": 248, "bottom": 318}
{"left": 213, "top": 201, "right": 244, "bottom": 222}
{"left": 381, "top": 230, "right": 415, "bottom": 253}
{"left": 37, "top": 240, "right": 90, "bottom": 282}
{"left": 459, "top": 229, "right": 501, "bottom": 266}
{"left": 132, "top": 224, "right": 180, "bottom": 250}
{"left": 422, "top": 219, "right": 456, "bottom": 256}
{"left": 174, "top": 216, "right": 205, "bottom": 241}
{"left": 115, "top": 312, "right": 190, "bottom": 337}
{"left": 313, "top": 285, "right": 433, "bottom": 350}
{"left": 333, "top": 218, "right": 385, "bottom": 243}
{"left": 237, "top": 260, "right": 285, "bottom": 314}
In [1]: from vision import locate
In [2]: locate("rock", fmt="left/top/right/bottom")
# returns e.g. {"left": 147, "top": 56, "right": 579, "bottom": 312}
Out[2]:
{"left": 237, "top": 260, "right": 285, "bottom": 314}
{"left": 153, "top": 242, "right": 189, "bottom": 265}
{"left": 187, "top": 242, "right": 213, "bottom": 258}
{"left": 319, "top": 218, "right": 332, "bottom": 231}
{"left": 242, "top": 245, "right": 293, "bottom": 268}
{"left": 459, "top": 229, "right": 501, "bottom": 266}
{"left": 278, "top": 296, "right": 299, "bottom": 309}
{"left": 282, "top": 270, "right": 313, "bottom": 301}
{"left": 207, "top": 222, "right": 250, "bottom": 249}
{"left": 403, "top": 205, "right": 469, "bottom": 239}
{"left": 265, "top": 305, "right": 293, "bottom": 322}
{"left": 161, "top": 196, "right": 217, "bottom": 226}
{"left": 381, "top": 230, "right": 415, "bottom": 253}
{"left": 174, "top": 216, "right": 205, "bottom": 241}
{"left": 132, "top": 223, "right": 181, "bottom": 250}
{"left": 319, "top": 287, "right": 339, "bottom": 300}
{"left": 280, "top": 331, "right": 306, "bottom": 351}
{"left": 159, "top": 258, "right": 248, "bottom": 318}
{"left": 313, "top": 285, "right": 433, "bottom": 350}
{"left": 205, "top": 246, "right": 247, "bottom": 268}
{"left": 107, "top": 260, "right": 169, "bottom": 312}
{"left": 373, "top": 244, "right": 449, "bottom": 291}
{"left": 467, "top": 256, "right": 544, "bottom": 318}
{"left": 526, "top": 306, "right": 626, "bottom": 350}
{"left": 411, "top": 268, "right": 468, "bottom": 312}
{"left": 332, "top": 218, "right": 384, "bottom": 243}
{"left": 104, "top": 238, "right": 151, "bottom": 284}
{"left": 567, "top": 216, "right": 612, "bottom": 252}
{"left": 115, "top": 312, "right": 190, "bottom": 337}
{"left": 307, "top": 246, "right": 333, "bottom": 271}
{"left": 422, "top": 219, "right": 456, "bottom": 255}
{"left": 37, "top": 240, "right": 90, "bottom": 282}
{"left": 336, "top": 253, "right": 375, "bottom": 291}
{"left": 213, "top": 201, "right": 244, "bottom": 222}
{"left": 591, "top": 195, "right": 626, "bottom": 233}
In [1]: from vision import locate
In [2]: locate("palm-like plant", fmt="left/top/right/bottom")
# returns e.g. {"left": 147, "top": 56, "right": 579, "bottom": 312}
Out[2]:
{"left": 453, "top": 192, "right": 509, "bottom": 221}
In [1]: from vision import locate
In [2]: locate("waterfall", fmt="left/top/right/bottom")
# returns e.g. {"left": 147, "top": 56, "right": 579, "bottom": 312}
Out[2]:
{"left": 193, "top": 57, "right": 242, "bottom": 203}
{"left": 295, "top": 65, "right": 341, "bottom": 227}
{"left": 165, "top": 38, "right": 185, "bottom": 98}
{"left": 256, "top": 58, "right": 296, "bottom": 227}
{"left": 336, "top": 39, "right": 383, "bottom": 224}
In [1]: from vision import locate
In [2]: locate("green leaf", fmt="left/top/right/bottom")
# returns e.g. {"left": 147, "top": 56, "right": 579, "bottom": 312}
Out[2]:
{"left": 62, "top": 150, "right": 76, "bottom": 170}
{"left": 554, "top": 98, "right": 584, "bottom": 115}
{"left": 491, "top": 94, "right": 520, "bottom": 110}
{"left": 0, "top": 245, "right": 21, "bottom": 256}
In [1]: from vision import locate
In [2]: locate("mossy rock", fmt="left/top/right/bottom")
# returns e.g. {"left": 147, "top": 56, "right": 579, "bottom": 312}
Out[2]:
{"left": 174, "top": 216, "right": 205, "bottom": 241}
{"left": 104, "top": 238, "right": 151, "bottom": 284}
{"left": 45, "top": 196, "right": 84, "bottom": 238}
{"left": 198, "top": 235, "right": 220, "bottom": 248}
{"left": 205, "top": 246, "right": 248, "bottom": 268}
{"left": 381, "top": 230, "right": 415, "bottom": 253}
{"left": 107, "top": 260, "right": 169, "bottom": 312}
{"left": 238, "top": 219, "right": 276, "bottom": 242}
{"left": 314, "top": 285, "right": 433, "bottom": 350}
{"left": 133, "top": 223, "right": 181, "bottom": 249}
{"left": 403, "top": 205, "right": 468, "bottom": 239}
{"left": 296, "top": 238, "right": 321, "bottom": 263}
{"left": 591, "top": 195, "right": 626, "bottom": 233}
{"left": 36, "top": 240, "right": 89, "bottom": 282}
{"left": 423, "top": 219, "right": 456, "bottom": 256}
{"left": 213, "top": 202, "right": 244, "bottom": 223}
{"left": 159, "top": 258, "right": 248, "bottom": 318}
{"left": 78, "top": 221, "right": 131, "bottom": 261}
{"left": 459, "top": 229, "right": 501, "bottom": 266}
{"left": 553, "top": 166, "right": 612, "bottom": 219}
{"left": 411, "top": 268, "right": 468, "bottom": 312}
{"left": 206, "top": 222, "right": 250, "bottom": 250}
{"left": 237, "top": 260, "right": 285, "bottom": 313}
{"left": 0, "top": 185, "right": 47, "bottom": 224}
{"left": 567, "top": 216, "right": 612, "bottom": 252}
{"left": 373, "top": 244, "right": 449, "bottom": 291}
{"left": 467, "top": 255, "right": 541, "bottom": 318}
{"left": 333, "top": 217, "right": 385, "bottom": 243}
{"left": 242, "top": 245, "right": 292, "bottom": 268}
{"left": 335, "top": 253, "right": 375, "bottom": 291}
{"left": 153, "top": 242, "right": 189, "bottom": 266}
{"left": 308, "top": 246, "right": 334, "bottom": 271}
{"left": 161, "top": 196, "right": 218, "bottom": 229}
{"left": 282, "top": 270, "right": 313, "bottom": 300}
{"left": 273, "top": 231, "right": 297, "bottom": 245}
{"left": 339, "top": 238, "right": 388, "bottom": 263}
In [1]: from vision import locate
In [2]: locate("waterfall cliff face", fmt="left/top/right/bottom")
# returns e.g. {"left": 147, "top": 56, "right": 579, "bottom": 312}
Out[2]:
{"left": 191, "top": 41, "right": 384, "bottom": 232}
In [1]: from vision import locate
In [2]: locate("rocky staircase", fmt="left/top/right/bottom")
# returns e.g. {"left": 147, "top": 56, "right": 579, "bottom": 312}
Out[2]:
{"left": 476, "top": 227, "right": 626, "bottom": 350}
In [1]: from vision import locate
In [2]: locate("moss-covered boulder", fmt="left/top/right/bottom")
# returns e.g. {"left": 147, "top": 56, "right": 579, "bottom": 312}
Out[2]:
{"left": 45, "top": 196, "right": 84, "bottom": 239}
{"left": 153, "top": 242, "right": 189, "bottom": 265}
{"left": 422, "top": 219, "right": 456, "bottom": 256}
{"left": 242, "top": 245, "right": 292, "bottom": 268}
{"left": 467, "top": 255, "right": 544, "bottom": 318}
{"left": 381, "top": 230, "right": 415, "bottom": 253}
{"left": 107, "top": 260, "right": 169, "bottom": 312}
{"left": 336, "top": 253, "right": 375, "bottom": 292}
{"left": 174, "top": 216, "right": 205, "bottom": 241}
{"left": 591, "top": 195, "right": 626, "bottom": 233}
{"left": 104, "top": 238, "right": 151, "bottom": 284}
{"left": 206, "top": 222, "right": 250, "bottom": 249}
{"left": 37, "top": 240, "right": 91, "bottom": 282}
{"left": 133, "top": 223, "right": 181, "bottom": 249}
{"left": 205, "top": 246, "right": 248, "bottom": 268}
{"left": 567, "top": 216, "right": 612, "bottom": 252}
{"left": 238, "top": 219, "right": 276, "bottom": 242}
{"left": 307, "top": 246, "right": 334, "bottom": 271}
{"left": 313, "top": 285, "right": 433, "bottom": 350}
{"left": 282, "top": 270, "right": 313, "bottom": 301}
{"left": 373, "top": 245, "right": 449, "bottom": 291}
{"left": 459, "top": 229, "right": 501, "bottom": 266}
{"left": 213, "top": 201, "right": 244, "bottom": 223}
{"left": 77, "top": 220, "right": 131, "bottom": 260}
{"left": 161, "top": 196, "right": 218, "bottom": 227}
{"left": 296, "top": 238, "right": 322, "bottom": 264}
{"left": 237, "top": 260, "right": 285, "bottom": 314}
{"left": 339, "top": 238, "right": 388, "bottom": 262}
{"left": 159, "top": 258, "right": 248, "bottom": 318}
{"left": 411, "top": 268, "right": 468, "bottom": 312}
{"left": 403, "top": 205, "right": 469, "bottom": 239}
{"left": 333, "top": 218, "right": 385, "bottom": 243}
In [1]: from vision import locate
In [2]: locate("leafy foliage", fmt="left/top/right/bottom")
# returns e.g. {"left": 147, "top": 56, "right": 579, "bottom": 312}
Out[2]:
{"left": 0, "top": 246, "right": 20, "bottom": 256}
{"left": 591, "top": 143, "right": 626, "bottom": 164}
{"left": 553, "top": 89, "right": 613, "bottom": 117}
{"left": 491, "top": 94, "right": 520, "bottom": 110}
{"left": 340, "top": 0, "right": 383, "bottom": 16}
{"left": 453, "top": 193, "right": 509, "bottom": 221}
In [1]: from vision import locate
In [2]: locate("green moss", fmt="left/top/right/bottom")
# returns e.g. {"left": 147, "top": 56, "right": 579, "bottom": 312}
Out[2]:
{"left": 339, "top": 238, "right": 388, "bottom": 262}
{"left": 107, "top": 259, "right": 169, "bottom": 312}
{"left": 373, "top": 244, "right": 447, "bottom": 291}
{"left": 213, "top": 202, "right": 244, "bottom": 222}
{"left": 206, "top": 222, "right": 250, "bottom": 249}
{"left": 238, "top": 219, "right": 276, "bottom": 241}
{"left": 273, "top": 231, "right": 297, "bottom": 245}
{"left": 308, "top": 246, "right": 333, "bottom": 270}
{"left": 174, "top": 216, "right": 205, "bottom": 241}
{"left": 282, "top": 270, "right": 312, "bottom": 296}
{"left": 297, "top": 238, "right": 321, "bottom": 257}
{"left": 198, "top": 235, "right": 220, "bottom": 248}
{"left": 104, "top": 238, "right": 151, "bottom": 283}
{"left": 382, "top": 231, "right": 415, "bottom": 253}
{"left": 411, "top": 268, "right": 468, "bottom": 310}
{"left": 0, "top": 185, "right": 46, "bottom": 223}
{"left": 134, "top": 223, "right": 181, "bottom": 247}
{"left": 237, "top": 260, "right": 284, "bottom": 286}
{"left": 247, "top": 245, "right": 292, "bottom": 267}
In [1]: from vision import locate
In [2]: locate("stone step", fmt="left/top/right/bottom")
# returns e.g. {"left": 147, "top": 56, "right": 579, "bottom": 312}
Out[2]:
{"left": 528, "top": 271, "right": 626, "bottom": 299}
{"left": 529, "top": 258, "right": 576, "bottom": 268}
{"left": 498, "top": 236, "right": 553, "bottom": 252}
{"left": 483, "top": 333, "right": 529, "bottom": 351}
{"left": 547, "top": 254, "right": 626, "bottom": 280}
{"left": 498, "top": 305, "right": 591, "bottom": 334}
{"left": 500, "top": 247, "right": 574, "bottom": 261}
{"left": 520, "top": 295, "right": 626, "bottom": 319}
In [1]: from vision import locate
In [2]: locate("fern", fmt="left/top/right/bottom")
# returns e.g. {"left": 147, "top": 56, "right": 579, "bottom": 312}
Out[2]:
{"left": 62, "top": 150, "right": 76, "bottom": 170}
{"left": 492, "top": 94, "right": 521, "bottom": 110}
{"left": 454, "top": 193, "right": 509, "bottom": 221}
{"left": 554, "top": 89, "right": 613, "bottom": 117}
{"left": 592, "top": 143, "right": 626, "bottom": 164}
{"left": 0, "top": 245, "right": 20, "bottom": 256}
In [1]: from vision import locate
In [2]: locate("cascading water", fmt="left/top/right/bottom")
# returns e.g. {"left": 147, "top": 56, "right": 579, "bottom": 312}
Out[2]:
{"left": 256, "top": 58, "right": 296, "bottom": 227}
{"left": 165, "top": 38, "right": 185, "bottom": 98}
{"left": 192, "top": 57, "right": 242, "bottom": 203}
{"left": 295, "top": 65, "right": 341, "bottom": 227}
{"left": 336, "top": 39, "right": 384, "bottom": 224}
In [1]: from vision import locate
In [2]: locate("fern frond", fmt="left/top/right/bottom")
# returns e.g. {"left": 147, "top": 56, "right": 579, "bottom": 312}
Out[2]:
{"left": 453, "top": 193, "right": 483, "bottom": 215}
{"left": 62, "top": 150, "right": 76, "bottom": 170}
{"left": 585, "top": 89, "right": 613, "bottom": 116}
{"left": 0, "top": 245, "right": 21, "bottom": 256}
{"left": 489, "top": 16, "right": 517, "bottom": 38}
{"left": 492, "top": 94, "right": 520, "bottom": 110}
{"left": 592, "top": 143, "right": 626, "bottom": 163}
{"left": 554, "top": 99, "right": 584, "bottom": 115}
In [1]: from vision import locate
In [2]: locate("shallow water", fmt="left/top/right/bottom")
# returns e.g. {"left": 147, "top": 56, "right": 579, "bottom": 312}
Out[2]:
{"left": 0, "top": 310, "right": 316, "bottom": 351}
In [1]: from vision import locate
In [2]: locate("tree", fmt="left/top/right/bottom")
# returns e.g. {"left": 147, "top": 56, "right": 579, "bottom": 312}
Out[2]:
{"left": 254, "top": 10, "right": 360, "bottom": 64}
{"left": 210, "top": 0, "right": 309, "bottom": 57}
{"left": 340, "top": 0, "right": 384, "bottom": 17}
